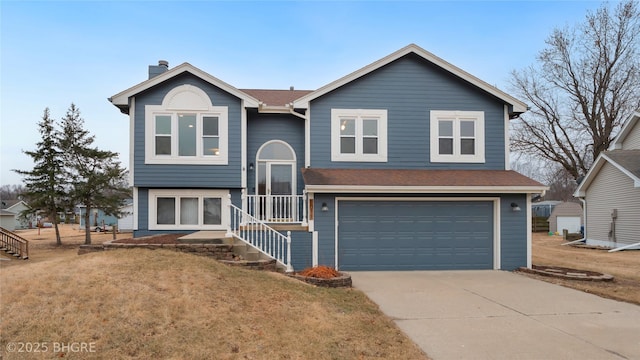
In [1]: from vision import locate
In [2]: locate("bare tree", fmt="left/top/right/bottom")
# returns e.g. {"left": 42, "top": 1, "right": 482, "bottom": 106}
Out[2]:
{"left": 543, "top": 165, "right": 579, "bottom": 201}
{"left": 511, "top": 0, "right": 640, "bottom": 180}
{"left": 0, "top": 184, "right": 26, "bottom": 202}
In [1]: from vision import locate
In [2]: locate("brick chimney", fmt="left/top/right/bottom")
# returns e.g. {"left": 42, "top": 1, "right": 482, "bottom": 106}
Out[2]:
{"left": 148, "top": 60, "right": 169, "bottom": 79}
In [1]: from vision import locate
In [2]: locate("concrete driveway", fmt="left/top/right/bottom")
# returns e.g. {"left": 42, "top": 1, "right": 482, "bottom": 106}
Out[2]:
{"left": 350, "top": 271, "right": 640, "bottom": 360}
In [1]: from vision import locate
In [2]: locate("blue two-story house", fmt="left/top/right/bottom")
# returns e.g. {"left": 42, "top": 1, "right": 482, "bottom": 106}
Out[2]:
{"left": 110, "top": 44, "right": 546, "bottom": 272}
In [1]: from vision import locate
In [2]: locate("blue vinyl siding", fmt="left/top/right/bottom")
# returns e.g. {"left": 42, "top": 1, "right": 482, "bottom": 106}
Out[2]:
{"left": 246, "top": 111, "right": 306, "bottom": 195}
{"left": 309, "top": 53, "right": 506, "bottom": 170}
{"left": 499, "top": 194, "right": 528, "bottom": 270}
{"left": 133, "top": 73, "right": 242, "bottom": 188}
{"left": 314, "top": 194, "right": 337, "bottom": 267}
{"left": 289, "top": 231, "right": 313, "bottom": 271}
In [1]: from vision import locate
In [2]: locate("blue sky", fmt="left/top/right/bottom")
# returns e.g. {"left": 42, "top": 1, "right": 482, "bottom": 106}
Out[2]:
{"left": 1, "top": 0, "right": 605, "bottom": 186}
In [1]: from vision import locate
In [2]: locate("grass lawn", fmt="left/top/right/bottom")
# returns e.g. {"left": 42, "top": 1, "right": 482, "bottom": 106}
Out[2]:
{"left": 526, "top": 232, "right": 640, "bottom": 306}
{"left": 0, "top": 225, "right": 429, "bottom": 359}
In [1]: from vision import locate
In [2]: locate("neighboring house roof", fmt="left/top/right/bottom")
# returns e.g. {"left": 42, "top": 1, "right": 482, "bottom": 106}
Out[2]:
{"left": 292, "top": 44, "right": 528, "bottom": 117}
{"left": 575, "top": 110, "right": 640, "bottom": 197}
{"left": 1, "top": 200, "right": 29, "bottom": 212}
{"left": 240, "top": 89, "right": 313, "bottom": 107}
{"left": 575, "top": 149, "right": 640, "bottom": 196}
{"left": 109, "top": 63, "right": 261, "bottom": 113}
{"left": 301, "top": 168, "right": 547, "bottom": 193}
{"left": 611, "top": 110, "right": 640, "bottom": 149}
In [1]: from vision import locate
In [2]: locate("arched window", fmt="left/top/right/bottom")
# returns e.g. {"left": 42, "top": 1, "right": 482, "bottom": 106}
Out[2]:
{"left": 144, "top": 84, "right": 228, "bottom": 165}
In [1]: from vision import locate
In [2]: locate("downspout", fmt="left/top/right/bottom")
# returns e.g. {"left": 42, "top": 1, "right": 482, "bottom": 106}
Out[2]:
{"left": 562, "top": 197, "right": 587, "bottom": 245}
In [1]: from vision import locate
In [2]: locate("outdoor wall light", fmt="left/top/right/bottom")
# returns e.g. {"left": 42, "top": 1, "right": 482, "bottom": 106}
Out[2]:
{"left": 248, "top": 163, "right": 254, "bottom": 171}
{"left": 321, "top": 202, "right": 329, "bottom": 212}
{"left": 511, "top": 202, "right": 521, "bottom": 212}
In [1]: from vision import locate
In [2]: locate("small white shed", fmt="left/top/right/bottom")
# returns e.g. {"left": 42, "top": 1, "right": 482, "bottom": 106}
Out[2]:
{"left": 549, "top": 202, "right": 583, "bottom": 233}
{"left": 118, "top": 203, "right": 134, "bottom": 231}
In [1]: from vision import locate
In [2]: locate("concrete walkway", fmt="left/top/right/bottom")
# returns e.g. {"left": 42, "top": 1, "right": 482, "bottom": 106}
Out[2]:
{"left": 350, "top": 271, "right": 640, "bottom": 360}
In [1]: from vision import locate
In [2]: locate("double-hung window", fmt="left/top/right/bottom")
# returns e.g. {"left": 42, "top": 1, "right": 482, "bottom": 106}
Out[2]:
{"left": 149, "top": 189, "right": 228, "bottom": 230}
{"left": 430, "top": 110, "right": 485, "bottom": 163}
{"left": 331, "top": 109, "right": 387, "bottom": 162}
{"left": 145, "top": 85, "right": 228, "bottom": 165}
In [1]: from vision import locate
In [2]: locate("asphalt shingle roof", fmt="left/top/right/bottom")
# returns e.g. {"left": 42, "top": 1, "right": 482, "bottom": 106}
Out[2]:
{"left": 301, "top": 168, "right": 546, "bottom": 188}
{"left": 605, "top": 149, "right": 640, "bottom": 179}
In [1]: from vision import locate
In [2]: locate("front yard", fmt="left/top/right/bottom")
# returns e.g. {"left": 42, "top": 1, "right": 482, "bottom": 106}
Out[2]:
{"left": 526, "top": 232, "right": 640, "bottom": 305}
{"left": 0, "top": 225, "right": 429, "bottom": 359}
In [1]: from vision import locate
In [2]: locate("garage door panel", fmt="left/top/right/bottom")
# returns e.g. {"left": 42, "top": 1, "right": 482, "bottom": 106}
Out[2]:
{"left": 338, "top": 201, "right": 493, "bottom": 271}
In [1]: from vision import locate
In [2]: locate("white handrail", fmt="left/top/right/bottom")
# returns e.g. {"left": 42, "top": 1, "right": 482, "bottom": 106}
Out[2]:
{"left": 228, "top": 201, "right": 293, "bottom": 272}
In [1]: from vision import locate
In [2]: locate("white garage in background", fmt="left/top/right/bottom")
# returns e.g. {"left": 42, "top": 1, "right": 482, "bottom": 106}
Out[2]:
{"left": 548, "top": 202, "right": 583, "bottom": 234}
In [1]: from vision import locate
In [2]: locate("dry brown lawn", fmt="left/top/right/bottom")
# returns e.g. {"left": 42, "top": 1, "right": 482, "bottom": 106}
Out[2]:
{"left": 0, "top": 225, "right": 428, "bottom": 359}
{"left": 526, "top": 232, "right": 640, "bottom": 305}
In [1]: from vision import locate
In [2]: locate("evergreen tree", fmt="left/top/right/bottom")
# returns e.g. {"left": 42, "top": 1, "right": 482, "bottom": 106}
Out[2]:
{"left": 58, "top": 104, "right": 130, "bottom": 244}
{"left": 13, "top": 108, "right": 66, "bottom": 245}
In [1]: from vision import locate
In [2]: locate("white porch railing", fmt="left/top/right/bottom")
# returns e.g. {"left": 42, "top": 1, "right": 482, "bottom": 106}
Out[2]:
{"left": 227, "top": 200, "right": 293, "bottom": 272}
{"left": 244, "top": 191, "right": 307, "bottom": 225}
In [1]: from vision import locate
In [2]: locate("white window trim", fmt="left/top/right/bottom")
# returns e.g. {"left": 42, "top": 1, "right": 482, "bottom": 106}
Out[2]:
{"left": 331, "top": 109, "right": 387, "bottom": 162}
{"left": 145, "top": 85, "right": 228, "bottom": 165}
{"left": 430, "top": 110, "right": 485, "bottom": 163}
{"left": 148, "top": 189, "right": 229, "bottom": 230}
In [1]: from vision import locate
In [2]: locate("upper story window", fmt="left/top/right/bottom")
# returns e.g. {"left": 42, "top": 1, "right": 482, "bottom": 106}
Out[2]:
{"left": 145, "top": 85, "right": 228, "bottom": 165}
{"left": 430, "top": 110, "right": 485, "bottom": 163}
{"left": 331, "top": 109, "right": 387, "bottom": 162}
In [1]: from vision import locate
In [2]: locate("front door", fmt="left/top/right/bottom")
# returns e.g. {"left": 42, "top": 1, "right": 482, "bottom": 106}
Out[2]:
{"left": 258, "top": 163, "right": 294, "bottom": 220}
{"left": 256, "top": 141, "right": 297, "bottom": 221}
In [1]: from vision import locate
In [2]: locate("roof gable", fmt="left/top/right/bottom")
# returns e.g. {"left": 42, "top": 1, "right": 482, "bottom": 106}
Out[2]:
{"left": 611, "top": 110, "right": 640, "bottom": 149}
{"left": 109, "top": 63, "right": 260, "bottom": 113}
{"left": 574, "top": 149, "right": 640, "bottom": 196}
{"left": 293, "top": 44, "right": 527, "bottom": 116}
{"left": 1, "top": 200, "right": 29, "bottom": 211}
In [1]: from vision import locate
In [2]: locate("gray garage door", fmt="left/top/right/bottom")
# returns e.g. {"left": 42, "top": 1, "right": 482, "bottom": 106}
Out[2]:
{"left": 338, "top": 201, "right": 494, "bottom": 270}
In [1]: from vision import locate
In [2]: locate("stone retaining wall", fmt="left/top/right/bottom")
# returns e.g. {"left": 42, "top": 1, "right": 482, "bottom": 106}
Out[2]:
{"left": 79, "top": 241, "right": 235, "bottom": 260}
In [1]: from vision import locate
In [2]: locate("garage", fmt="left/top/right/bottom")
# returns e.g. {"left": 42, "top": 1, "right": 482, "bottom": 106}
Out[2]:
{"left": 337, "top": 200, "right": 494, "bottom": 270}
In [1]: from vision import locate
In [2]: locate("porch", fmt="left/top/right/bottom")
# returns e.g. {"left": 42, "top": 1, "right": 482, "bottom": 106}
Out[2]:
{"left": 242, "top": 191, "right": 308, "bottom": 226}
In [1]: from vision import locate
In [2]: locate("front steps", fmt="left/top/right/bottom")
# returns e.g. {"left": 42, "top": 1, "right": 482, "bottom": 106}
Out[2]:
{"left": 84, "top": 231, "right": 280, "bottom": 271}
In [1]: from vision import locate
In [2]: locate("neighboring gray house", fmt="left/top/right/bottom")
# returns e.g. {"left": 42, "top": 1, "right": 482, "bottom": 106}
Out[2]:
{"left": 109, "top": 44, "right": 546, "bottom": 271}
{"left": 0, "top": 200, "right": 31, "bottom": 230}
{"left": 548, "top": 202, "right": 583, "bottom": 234}
{"left": 574, "top": 110, "right": 640, "bottom": 250}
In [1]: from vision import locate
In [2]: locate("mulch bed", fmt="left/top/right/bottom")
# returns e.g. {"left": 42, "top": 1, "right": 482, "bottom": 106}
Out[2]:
{"left": 112, "top": 234, "right": 185, "bottom": 244}
{"left": 290, "top": 266, "right": 352, "bottom": 288}
{"left": 518, "top": 264, "right": 614, "bottom": 281}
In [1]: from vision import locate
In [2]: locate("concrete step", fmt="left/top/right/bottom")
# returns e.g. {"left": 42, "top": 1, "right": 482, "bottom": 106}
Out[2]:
{"left": 231, "top": 240, "right": 273, "bottom": 262}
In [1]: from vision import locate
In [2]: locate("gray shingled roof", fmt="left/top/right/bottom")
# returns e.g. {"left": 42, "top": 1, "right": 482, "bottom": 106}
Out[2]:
{"left": 605, "top": 149, "right": 640, "bottom": 179}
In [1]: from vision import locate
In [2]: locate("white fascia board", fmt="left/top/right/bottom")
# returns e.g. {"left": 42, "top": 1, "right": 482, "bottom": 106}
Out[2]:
{"left": 610, "top": 110, "right": 640, "bottom": 149}
{"left": 110, "top": 63, "right": 260, "bottom": 109}
{"left": 293, "top": 44, "right": 528, "bottom": 114}
{"left": 304, "top": 185, "right": 548, "bottom": 194}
